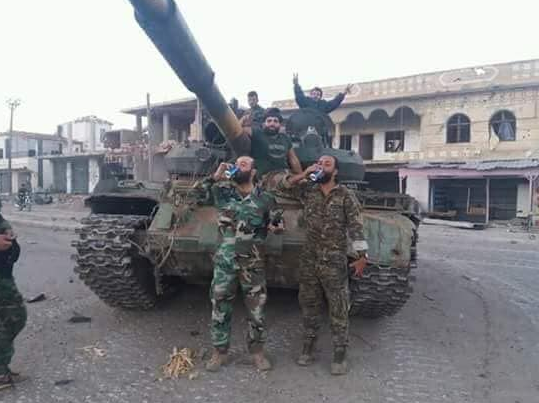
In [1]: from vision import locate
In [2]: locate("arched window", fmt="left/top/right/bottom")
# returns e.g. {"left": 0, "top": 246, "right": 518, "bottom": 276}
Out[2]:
{"left": 447, "top": 114, "right": 471, "bottom": 143}
{"left": 490, "top": 110, "right": 516, "bottom": 141}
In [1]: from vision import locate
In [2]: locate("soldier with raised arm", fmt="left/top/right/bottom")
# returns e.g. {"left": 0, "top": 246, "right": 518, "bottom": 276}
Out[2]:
{"left": 293, "top": 73, "right": 353, "bottom": 114}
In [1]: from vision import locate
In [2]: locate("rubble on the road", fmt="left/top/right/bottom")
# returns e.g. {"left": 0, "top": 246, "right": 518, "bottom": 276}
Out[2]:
{"left": 162, "top": 347, "right": 197, "bottom": 378}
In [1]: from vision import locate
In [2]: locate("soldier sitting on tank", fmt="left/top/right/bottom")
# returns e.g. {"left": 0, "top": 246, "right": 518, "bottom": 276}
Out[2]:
{"left": 243, "top": 91, "right": 266, "bottom": 130}
{"left": 240, "top": 107, "right": 302, "bottom": 189}
{"left": 293, "top": 73, "right": 353, "bottom": 114}
{"left": 204, "top": 156, "right": 282, "bottom": 372}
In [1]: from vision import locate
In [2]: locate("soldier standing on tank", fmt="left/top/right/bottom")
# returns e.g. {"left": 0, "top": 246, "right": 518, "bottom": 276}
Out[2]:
{"left": 244, "top": 91, "right": 266, "bottom": 130}
{"left": 204, "top": 155, "right": 281, "bottom": 372}
{"left": 293, "top": 73, "right": 353, "bottom": 114}
{"left": 240, "top": 107, "right": 302, "bottom": 188}
{"left": 0, "top": 212, "right": 25, "bottom": 390}
{"left": 279, "top": 155, "right": 368, "bottom": 375}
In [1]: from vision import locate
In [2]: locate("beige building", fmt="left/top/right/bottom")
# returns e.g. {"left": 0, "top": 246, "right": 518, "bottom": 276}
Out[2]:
{"left": 275, "top": 59, "right": 539, "bottom": 224}
{"left": 123, "top": 59, "right": 539, "bottom": 224}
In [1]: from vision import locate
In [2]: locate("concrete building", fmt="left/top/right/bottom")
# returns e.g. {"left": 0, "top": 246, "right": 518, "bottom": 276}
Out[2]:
{"left": 274, "top": 59, "right": 539, "bottom": 223}
{"left": 58, "top": 115, "right": 113, "bottom": 153}
{"left": 0, "top": 131, "right": 70, "bottom": 193}
{"left": 121, "top": 59, "right": 539, "bottom": 223}
{"left": 122, "top": 97, "right": 202, "bottom": 181}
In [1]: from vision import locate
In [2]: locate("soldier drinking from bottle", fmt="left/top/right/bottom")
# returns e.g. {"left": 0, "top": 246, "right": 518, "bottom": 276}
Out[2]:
{"left": 204, "top": 156, "right": 282, "bottom": 372}
{"left": 280, "top": 155, "right": 368, "bottom": 375}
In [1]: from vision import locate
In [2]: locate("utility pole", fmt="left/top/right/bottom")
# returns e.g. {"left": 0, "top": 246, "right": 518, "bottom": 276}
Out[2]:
{"left": 146, "top": 93, "right": 153, "bottom": 182}
{"left": 6, "top": 98, "right": 21, "bottom": 195}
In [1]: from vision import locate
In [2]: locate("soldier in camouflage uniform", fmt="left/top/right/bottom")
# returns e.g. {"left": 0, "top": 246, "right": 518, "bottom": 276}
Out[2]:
{"left": 280, "top": 155, "right": 368, "bottom": 375}
{"left": 204, "top": 156, "right": 281, "bottom": 372}
{"left": 0, "top": 212, "right": 25, "bottom": 390}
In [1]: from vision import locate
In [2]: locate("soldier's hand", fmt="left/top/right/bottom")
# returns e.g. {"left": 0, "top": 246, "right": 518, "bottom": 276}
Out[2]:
{"left": 239, "top": 114, "right": 252, "bottom": 128}
{"left": 268, "top": 222, "right": 284, "bottom": 234}
{"left": 214, "top": 163, "right": 232, "bottom": 180}
{"left": 0, "top": 234, "right": 13, "bottom": 251}
{"left": 293, "top": 73, "right": 299, "bottom": 85}
{"left": 304, "top": 164, "right": 319, "bottom": 177}
{"left": 344, "top": 84, "right": 353, "bottom": 95}
{"left": 349, "top": 254, "right": 368, "bottom": 277}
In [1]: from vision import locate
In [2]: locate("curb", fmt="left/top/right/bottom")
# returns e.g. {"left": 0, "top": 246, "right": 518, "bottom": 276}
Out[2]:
{"left": 4, "top": 216, "right": 80, "bottom": 232}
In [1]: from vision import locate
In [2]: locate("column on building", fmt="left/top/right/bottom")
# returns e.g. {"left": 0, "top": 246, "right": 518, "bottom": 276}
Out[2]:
{"left": 163, "top": 112, "right": 170, "bottom": 142}
{"left": 136, "top": 115, "right": 143, "bottom": 135}
{"left": 67, "top": 122, "right": 73, "bottom": 154}
{"left": 332, "top": 122, "right": 342, "bottom": 149}
{"left": 88, "top": 158, "right": 100, "bottom": 193}
{"left": 66, "top": 161, "right": 73, "bottom": 194}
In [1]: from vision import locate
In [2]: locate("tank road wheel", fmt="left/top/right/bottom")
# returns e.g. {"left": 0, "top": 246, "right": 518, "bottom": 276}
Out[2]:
{"left": 349, "top": 263, "right": 413, "bottom": 319}
{"left": 72, "top": 214, "right": 157, "bottom": 310}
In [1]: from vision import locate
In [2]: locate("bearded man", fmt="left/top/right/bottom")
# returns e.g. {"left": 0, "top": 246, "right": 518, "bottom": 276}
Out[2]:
{"left": 204, "top": 156, "right": 281, "bottom": 372}
{"left": 242, "top": 107, "right": 302, "bottom": 178}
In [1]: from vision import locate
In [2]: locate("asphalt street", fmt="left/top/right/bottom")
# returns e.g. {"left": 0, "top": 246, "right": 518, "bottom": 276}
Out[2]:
{"left": 2, "top": 224, "right": 538, "bottom": 403}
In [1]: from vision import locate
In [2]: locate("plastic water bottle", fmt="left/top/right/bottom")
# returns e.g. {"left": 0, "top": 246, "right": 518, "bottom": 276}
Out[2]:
{"left": 309, "top": 169, "right": 324, "bottom": 182}
{"left": 224, "top": 166, "right": 239, "bottom": 179}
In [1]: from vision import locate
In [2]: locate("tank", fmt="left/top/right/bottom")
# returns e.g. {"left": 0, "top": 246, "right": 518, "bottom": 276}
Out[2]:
{"left": 72, "top": 0, "right": 418, "bottom": 318}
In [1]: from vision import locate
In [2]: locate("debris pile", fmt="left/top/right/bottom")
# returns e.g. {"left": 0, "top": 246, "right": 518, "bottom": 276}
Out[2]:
{"left": 162, "top": 347, "right": 196, "bottom": 378}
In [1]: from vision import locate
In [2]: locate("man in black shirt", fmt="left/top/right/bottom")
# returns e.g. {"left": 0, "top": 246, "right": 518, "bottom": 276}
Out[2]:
{"left": 293, "top": 73, "right": 353, "bottom": 114}
{"left": 242, "top": 107, "right": 302, "bottom": 179}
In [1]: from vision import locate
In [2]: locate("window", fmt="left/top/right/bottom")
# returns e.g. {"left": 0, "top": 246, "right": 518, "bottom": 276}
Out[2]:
{"left": 385, "top": 131, "right": 405, "bottom": 152}
{"left": 339, "top": 135, "right": 352, "bottom": 150}
{"left": 0, "top": 149, "right": 3, "bottom": 159}
{"left": 28, "top": 150, "right": 36, "bottom": 157}
{"left": 447, "top": 114, "right": 471, "bottom": 143}
{"left": 490, "top": 110, "right": 516, "bottom": 141}
{"left": 359, "top": 135, "right": 374, "bottom": 160}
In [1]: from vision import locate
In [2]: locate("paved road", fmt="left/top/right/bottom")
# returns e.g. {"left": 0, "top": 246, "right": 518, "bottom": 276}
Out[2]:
{"left": 2, "top": 224, "right": 538, "bottom": 403}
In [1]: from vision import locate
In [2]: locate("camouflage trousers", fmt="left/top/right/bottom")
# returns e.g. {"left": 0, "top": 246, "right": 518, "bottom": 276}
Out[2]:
{"left": 210, "top": 244, "right": 267, "bottom": 353}
{"left": 0, "top": 278, "right": 27, "bottom": 375}
{"left": 298, "top": 249, "right": 350, "bottom": 348}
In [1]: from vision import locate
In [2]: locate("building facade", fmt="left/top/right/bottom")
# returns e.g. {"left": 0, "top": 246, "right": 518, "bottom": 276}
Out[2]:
{"left": 58, "top": 115, "right": 113, "bottom": 153}
{"left": 0, "top": 131, "right": 68, "bottom": 193}
{"left": 274, "top": 59, "right": 539, "bottom": 223}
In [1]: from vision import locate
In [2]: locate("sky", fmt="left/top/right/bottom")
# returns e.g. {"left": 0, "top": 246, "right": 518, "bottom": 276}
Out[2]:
{"left": 0, "top": 0, "right": 537, "bottom": 134}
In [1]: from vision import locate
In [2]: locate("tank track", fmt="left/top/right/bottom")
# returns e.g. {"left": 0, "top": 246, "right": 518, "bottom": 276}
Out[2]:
{"left": 349, "top": 263, "right": 413, "bottom": 318}
{"left": 72, "top": 214, "right": 157, "bottom": 309}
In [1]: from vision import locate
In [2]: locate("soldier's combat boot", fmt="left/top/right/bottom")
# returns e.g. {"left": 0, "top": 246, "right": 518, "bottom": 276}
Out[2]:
{"left": 0, "top": 371, "right": 27, "bottom": 391}
{"left": 330, "top": 347, "right": 348, "bottom": 376}
{"left": 205, "top": 347, "right": 229, "bottom": 372}
{"left": 251, "top": 351, "right": 272, "bottom": 371}
{"left": 296, "top": 339, "right": 316, "bottom": 366}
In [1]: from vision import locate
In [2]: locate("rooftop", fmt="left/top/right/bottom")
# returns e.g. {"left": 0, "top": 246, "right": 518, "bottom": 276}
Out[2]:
{"left": 0, "top": 131, "right": 66, "bottom": 141}
{"left": 274, "top": 59, "right": 539, "bottom": 110}
{"left": 407, "top": 159, "right": 539, "bottom": 171}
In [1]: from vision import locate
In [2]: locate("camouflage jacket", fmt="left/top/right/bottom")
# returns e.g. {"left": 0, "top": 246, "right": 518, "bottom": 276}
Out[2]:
{"left": 0, "top": 214, "right": 20, "bottom": 279}
{"left": 279, "top": 179, "right": 367, "bottom": 256}
{"left": 205, "top": 179, "right": 279, "bottom": 253}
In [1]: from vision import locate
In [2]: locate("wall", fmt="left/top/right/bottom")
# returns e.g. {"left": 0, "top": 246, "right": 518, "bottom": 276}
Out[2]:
{"left": 332, "top": 87, "right": 539, "bottom": 164}
{"left": 406, "top": 175, "right": 429, "bottom": 213}
{"left": 517, "top": 182, "right": 531, "bottom": 216}
{"left": 61, "top": 119, "right": 112, "bottom": 151}
{"left": 89, "top": 158, "right": 101, "bottom": 193}
{"left": 42, "top": 160, "right": 54, "bottom": 189}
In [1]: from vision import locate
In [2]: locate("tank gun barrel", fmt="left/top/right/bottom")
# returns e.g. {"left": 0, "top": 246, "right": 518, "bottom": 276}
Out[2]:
{"left": 127, "top": 0, "right": 248, "bottom": 155}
